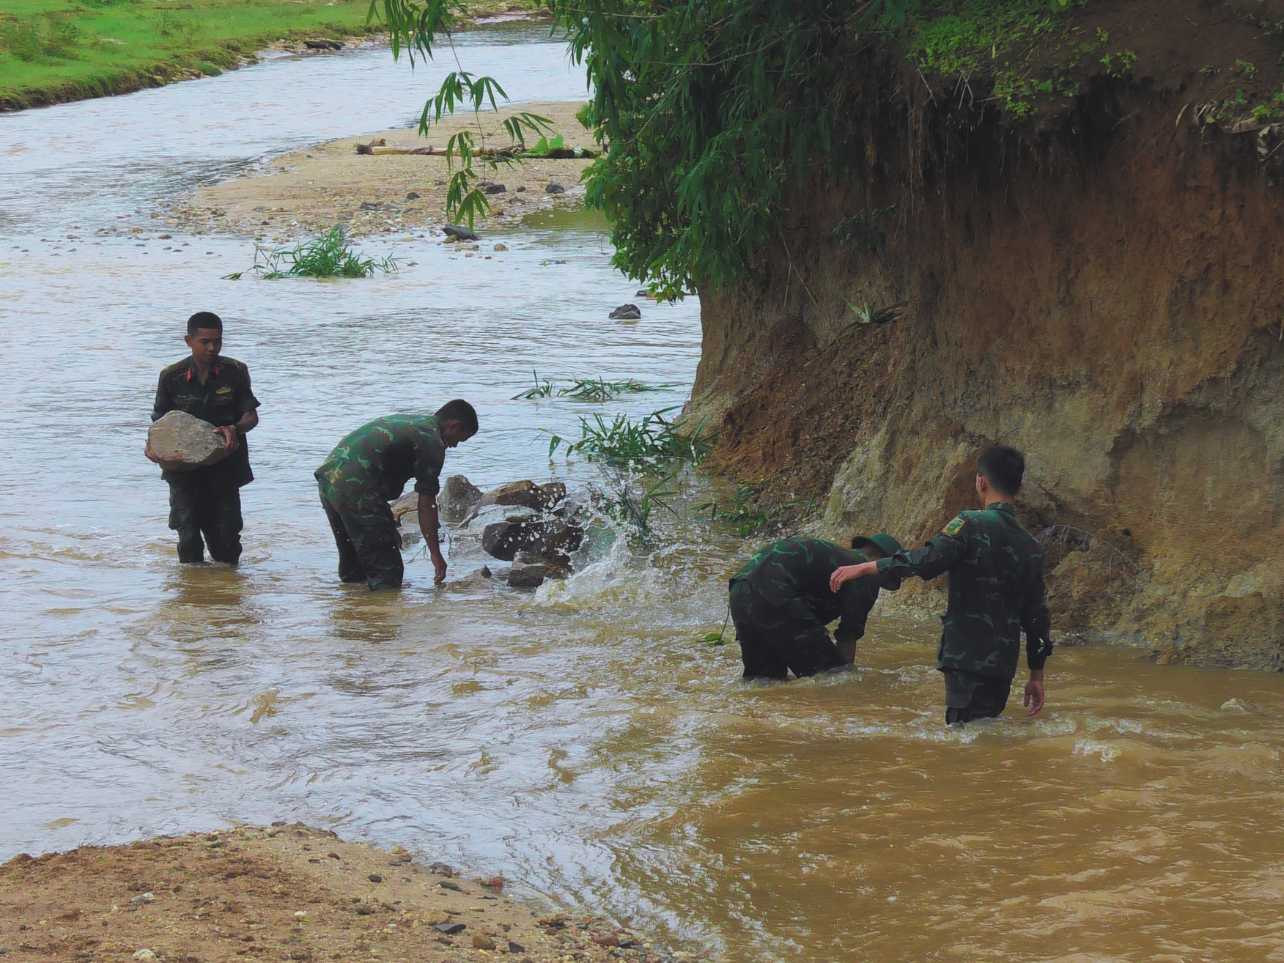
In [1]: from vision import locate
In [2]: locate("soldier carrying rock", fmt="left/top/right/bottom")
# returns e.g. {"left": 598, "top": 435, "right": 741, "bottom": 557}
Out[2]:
{"left": 315, "top": 402, "right": 478, "bottom": 589}
{"left": 146, "top": 311, "right": 261, "bottom": 565}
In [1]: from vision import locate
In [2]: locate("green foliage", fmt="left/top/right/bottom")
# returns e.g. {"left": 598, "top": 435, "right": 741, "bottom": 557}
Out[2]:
{"left": 699, "top": 482, "right": 817, "bottom": 536}
{"left": 1, "top": 14, "right": 83, "bottom": 62}
{"left": 1249, "top": 87, "right": 1284, "bottom": 124}
{"left": 513, "top": 372, "right": 676, "bottom": 401}
{"left": 225, "top": 226, "right": 399, "bottom": 279}
{"left": 589, "top": 470, "right": 680, "bottom": 541}
{"left": 377, "top": 0, "right": 1094, "bottom": 294}
{"left": 548, "top": 407, "right": 709, "bottom": 472}
{"left": 1099, "top": 48, "right": 1136, "bottom": 79}
{"left": 513, "top": 370, "right": 555, "bottom": 399}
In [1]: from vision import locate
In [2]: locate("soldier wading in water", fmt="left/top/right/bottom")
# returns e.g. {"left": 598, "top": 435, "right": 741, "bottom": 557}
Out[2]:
{"left": 147, "top": 311, "right": 261, "bottom": 565}
{"left": 830, "top": 445, "right": 1053, "bottom": 724}
{"left": 729, "top": 534, "right": 904, "bottom": 679}
{"left": 315, "top": 402, "right": 478, "bottom": 590}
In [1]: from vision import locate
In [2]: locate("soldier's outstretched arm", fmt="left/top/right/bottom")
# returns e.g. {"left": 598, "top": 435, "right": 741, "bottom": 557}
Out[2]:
{"left": 877, "top": 516, "right": 971, "bottom": 583}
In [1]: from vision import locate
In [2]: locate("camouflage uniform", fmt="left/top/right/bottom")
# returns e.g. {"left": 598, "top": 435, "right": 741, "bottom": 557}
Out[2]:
{"left": 875, "top": 502, "right": 1053, "bottom": 723}
{"left": 314, "top": 414, "right": 446, "bottom": 589}
{"left": 152, "top": 356, "right": 259, "bottom": 564}
{"left": 729, "top": 538, "right": 893, "bottom": 680}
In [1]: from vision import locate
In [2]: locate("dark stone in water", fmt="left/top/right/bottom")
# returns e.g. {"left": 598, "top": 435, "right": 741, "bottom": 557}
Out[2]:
{"left": 545, "top": 183, "right": 566, "bottom": 194}
{"left": 443, "top": 224, "right": 479, "bottom": 241}
{"left": 481, "top": 182, "right": 507, "bottom": 194}
{"left": 434, "top": 921, "right": 466, "bottom": 935}
{"left": 482, "top": 518, "right": 583, "bottom": 561}
{"left": 405, "top": 191, "right": 421, "bottom": 200}
{"left": 609, "top": 303, "right": 642, "bottom": 320}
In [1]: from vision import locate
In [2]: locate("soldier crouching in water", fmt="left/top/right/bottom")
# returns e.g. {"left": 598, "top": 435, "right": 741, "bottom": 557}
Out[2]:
{"left": 830, "top": 445, "right": 1053, "bottom": 724}
{"left": 728, "top": 534, "right": 904, "bottom": 680}
{"left": 315, "top": 401, "right": 478, "bottom": 590}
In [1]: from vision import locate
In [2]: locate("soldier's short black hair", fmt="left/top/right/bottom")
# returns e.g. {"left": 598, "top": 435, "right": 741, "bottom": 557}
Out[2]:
{"left": 187, "top": 311, "right": 223, "bottom": 335}
{"left": 978, "top": 445, "right": 1024, "bottom": 495}
{"left": 435, "top": 399, "right": 479, "bottom": 434}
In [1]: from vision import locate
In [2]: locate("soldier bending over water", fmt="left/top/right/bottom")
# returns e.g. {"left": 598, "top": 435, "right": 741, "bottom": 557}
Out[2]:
{"left": 729, "top": 534, "right": 903, "bottom": 680}
{"left": 315, "top": 402, "right": 477, "bottom": 590}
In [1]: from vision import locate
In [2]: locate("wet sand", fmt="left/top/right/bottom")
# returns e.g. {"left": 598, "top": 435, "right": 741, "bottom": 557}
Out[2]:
{"left": 169, "top": 101, "right": 594, "bottom": 239}
{"left": 0, "top": 824, "right": 692, "bottom": 962}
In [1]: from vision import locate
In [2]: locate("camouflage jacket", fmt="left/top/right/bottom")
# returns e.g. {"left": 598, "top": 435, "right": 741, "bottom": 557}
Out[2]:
{"left": 876, "top": 502, "right": 1052, "bottom": 680}
{"left": 315, "top": 414, "right": 446, "bottom": 505}
{"left": 732, "top": 538, "right": 886, "bottom": 643}
{"left": 152, "top": 355, "right": 259, "bottom": 487}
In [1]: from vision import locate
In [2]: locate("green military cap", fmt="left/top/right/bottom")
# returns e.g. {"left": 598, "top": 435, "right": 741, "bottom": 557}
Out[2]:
{"left": 851, "top": 532, "right": 904, "bottom": 558}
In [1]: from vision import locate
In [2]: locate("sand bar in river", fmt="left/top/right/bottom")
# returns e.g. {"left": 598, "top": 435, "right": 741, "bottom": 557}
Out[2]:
{"left": 169, "top": 102, "right": 594, "bottom": 240}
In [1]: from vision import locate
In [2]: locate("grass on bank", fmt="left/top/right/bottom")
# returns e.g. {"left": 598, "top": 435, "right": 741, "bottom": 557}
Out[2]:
{"left": 0, "top": 0, "right": 538, "bottom": 109}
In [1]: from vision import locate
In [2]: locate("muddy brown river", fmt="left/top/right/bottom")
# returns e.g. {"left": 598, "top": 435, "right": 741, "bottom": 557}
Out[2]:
{"left": 1, "top": 25, "right": 1282, "bottom": 962}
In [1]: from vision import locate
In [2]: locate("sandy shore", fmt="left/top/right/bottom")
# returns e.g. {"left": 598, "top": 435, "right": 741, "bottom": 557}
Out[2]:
{"left": 168, "top": 101, "right": 594, "bottom": 240}
{"left": 0, "top": 824, "right": 696, "bottom": 962}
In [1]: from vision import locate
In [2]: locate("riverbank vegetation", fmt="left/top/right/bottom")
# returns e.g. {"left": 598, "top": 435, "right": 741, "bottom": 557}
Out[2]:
{"left": 0, "top": 0, "right": 538, "bottom": 110}
{"left": 380, "top": 0, "right": 1284, "bottom": 296}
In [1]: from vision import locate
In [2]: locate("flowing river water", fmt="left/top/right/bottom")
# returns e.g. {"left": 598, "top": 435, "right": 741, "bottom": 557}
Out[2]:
{"left": 2, "top": 25, "right": 1283, "bottom": 962}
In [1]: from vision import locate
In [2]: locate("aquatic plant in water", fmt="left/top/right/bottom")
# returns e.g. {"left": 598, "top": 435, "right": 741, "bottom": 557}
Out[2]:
{"left": 547, "top": 406, "right": 709, "bottom": 472}
{"left": 513, "top": 372, "right": 678, "bottom": 402}
{"left": 225, "top": 226, "right": 399, "bottom": 280}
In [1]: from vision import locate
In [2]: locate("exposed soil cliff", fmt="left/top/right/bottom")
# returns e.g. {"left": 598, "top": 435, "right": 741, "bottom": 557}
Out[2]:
{"left": 691, "top": 0, "right": 1284, "bottom": 669}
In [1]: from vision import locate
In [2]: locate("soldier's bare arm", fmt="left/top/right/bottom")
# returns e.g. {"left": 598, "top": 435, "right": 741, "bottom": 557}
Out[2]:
{"left": 417, "top": 493, "right": 447, "bottom": 583}
{"left": 1021, "top": 554, "right": 1053, "bottom": 716}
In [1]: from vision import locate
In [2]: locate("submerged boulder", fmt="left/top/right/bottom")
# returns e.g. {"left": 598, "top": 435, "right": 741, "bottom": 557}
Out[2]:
{"left": 481, "top": 516, "right": 583, "bottom": 561}
{"left": 147, "top": 411, "right": 227, "bottom": 472}
{"left": 609, "top": 303, "right": 642, "bottom": 320}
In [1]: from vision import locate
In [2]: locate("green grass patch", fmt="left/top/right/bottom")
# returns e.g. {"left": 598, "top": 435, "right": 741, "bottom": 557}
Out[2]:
{"left": 512, "top": 371, "right": 678, "bottom": 402}
{"left": 0, "top": 0, "right": 539, "bottom": 109}
{"left": 225, "top": 226, "right": 399, "bottom": 280}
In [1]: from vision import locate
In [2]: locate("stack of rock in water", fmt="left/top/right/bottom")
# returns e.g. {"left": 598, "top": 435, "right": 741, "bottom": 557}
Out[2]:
{"left": 147, "top": 410, "right": 227, "bottom": 472}
{"left": 391, "top": 476, "right": 584, "bottom": 588}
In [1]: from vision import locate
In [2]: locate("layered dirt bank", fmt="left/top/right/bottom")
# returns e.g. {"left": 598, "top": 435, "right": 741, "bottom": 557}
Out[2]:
{"left": 691, "top": 0, "right": 1284, "bottom": 669}
{"left": 0, "top": 825, "right": 687, "bottom": 962}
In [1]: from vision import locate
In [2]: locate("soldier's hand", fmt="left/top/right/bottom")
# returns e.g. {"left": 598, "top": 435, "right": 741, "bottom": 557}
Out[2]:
{"left": 1023, "top": 676, "right": 1045, "bottom": 717}
{"left": 432, "top": 552, "right": 448, "bottom": 584}
{"left": 830, "top": 561, "right": 875, "bottom": 593}
{"left": 216, "top": 425, "right": 239, "bottom": 453}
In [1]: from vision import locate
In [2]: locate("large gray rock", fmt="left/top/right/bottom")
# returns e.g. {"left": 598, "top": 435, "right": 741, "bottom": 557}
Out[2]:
{"left": 391, "top": 474, "right": 484, "bottom": 540}
{"left": 441, "top": 474, "right": 483, "bottom": 521}
{"left": 147, "top": 410, "right": 227, "bottom": 472}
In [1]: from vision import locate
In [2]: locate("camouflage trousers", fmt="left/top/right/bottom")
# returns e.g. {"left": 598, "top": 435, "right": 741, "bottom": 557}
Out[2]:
{"left": 943, "top": 670, "right": 1011, "bottom": 725}
{"left": 729, "top": 580, "right": 846, "bottom": 680}
{"left": 318, "top": 483, "right": 404, "bottom": 590}
{"left": 167, "top": 474, "right": 243, "bottom": 565}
